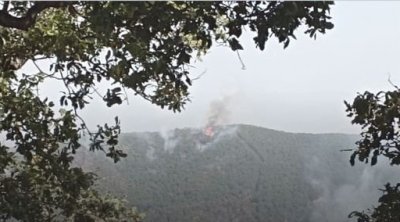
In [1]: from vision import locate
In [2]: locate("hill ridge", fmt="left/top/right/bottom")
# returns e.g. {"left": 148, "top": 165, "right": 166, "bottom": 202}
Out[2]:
{"left": 121, "top": 123, "right": 357, "bottom": 137}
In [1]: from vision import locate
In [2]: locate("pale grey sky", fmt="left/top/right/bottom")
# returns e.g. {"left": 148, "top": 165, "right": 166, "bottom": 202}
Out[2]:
{"left": 22, "top": 2, "right": 400, "bottom": 134}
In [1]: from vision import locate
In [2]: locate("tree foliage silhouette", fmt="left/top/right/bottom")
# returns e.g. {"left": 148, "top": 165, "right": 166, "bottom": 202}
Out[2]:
{"left": 0, "top": 1, "right": 334, "bottom": 221}
{"left": 346, "top": 89, "right": 400, "bottom": 222}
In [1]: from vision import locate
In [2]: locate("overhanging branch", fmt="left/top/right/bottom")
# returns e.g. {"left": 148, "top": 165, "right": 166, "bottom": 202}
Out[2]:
{"left": 2, "top": 1, "right": 10, "bottom": 12}
{"left": 0, "top": 1, "right": 75, "bottom": 30}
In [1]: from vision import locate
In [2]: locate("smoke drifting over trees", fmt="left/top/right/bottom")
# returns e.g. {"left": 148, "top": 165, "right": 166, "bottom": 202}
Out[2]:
{"left": 75, "top": 125, "right": 400, "bottom": 222}
{"left": 205, "top": 96, "right": 233, "bottom": 128}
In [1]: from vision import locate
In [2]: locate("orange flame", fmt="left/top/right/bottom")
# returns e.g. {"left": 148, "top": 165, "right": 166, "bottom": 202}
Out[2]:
{"left": 204, "top": 126, "right": 214, "bottom": 138}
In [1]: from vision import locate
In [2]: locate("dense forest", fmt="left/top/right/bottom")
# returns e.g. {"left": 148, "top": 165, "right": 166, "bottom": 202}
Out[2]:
{"left": 75, "top": 124, "right": 400, "bottom": 222}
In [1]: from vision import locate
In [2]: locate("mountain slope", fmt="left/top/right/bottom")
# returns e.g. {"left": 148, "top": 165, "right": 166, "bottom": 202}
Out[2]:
{"left": 75, "top": 124, "right": 399, "bottom": 222}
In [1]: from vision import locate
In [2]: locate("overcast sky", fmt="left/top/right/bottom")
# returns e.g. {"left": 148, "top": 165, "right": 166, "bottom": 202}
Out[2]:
{"left": 24, "top": 2, "right": 400, "bottom": 134}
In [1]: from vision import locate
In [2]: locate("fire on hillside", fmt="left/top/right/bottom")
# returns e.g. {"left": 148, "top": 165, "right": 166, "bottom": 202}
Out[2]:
{"left": 203, "top": 125, "right": 215, "bottom": 138}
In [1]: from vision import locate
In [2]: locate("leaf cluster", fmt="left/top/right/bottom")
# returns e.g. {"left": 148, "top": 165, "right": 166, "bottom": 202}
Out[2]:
{"left": 345, "top": 90, "right": 400, "bottom": 166}
{"left": 349, "top": 183, "right": 400, "bottom": 222}
{"left": 346, "top": 89, "right": 400, "bottom": 221}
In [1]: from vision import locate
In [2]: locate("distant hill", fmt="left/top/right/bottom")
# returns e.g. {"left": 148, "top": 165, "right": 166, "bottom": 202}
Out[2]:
{"left": 75, "top": 124, "right": 400, "bottom": 222}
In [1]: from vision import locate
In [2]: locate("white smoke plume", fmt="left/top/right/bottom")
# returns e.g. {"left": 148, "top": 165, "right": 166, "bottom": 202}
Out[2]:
{"left": 160, "top": 128, "right": 178, "bottom": 153}
{"left": 205, "top": 95, "right": 233, "bottom": 128}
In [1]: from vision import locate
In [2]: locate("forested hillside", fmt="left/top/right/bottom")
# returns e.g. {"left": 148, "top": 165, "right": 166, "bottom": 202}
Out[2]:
{"left": 75, "top": 124, "right": 399, "bottom": 222}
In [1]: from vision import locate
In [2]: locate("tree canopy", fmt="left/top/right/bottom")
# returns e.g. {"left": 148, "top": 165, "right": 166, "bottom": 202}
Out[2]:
{"left": 346, "top": 89, "right": 400, "bottom": 222}
{"left": 0, "top": 1, "right": 335, "bottom": 221}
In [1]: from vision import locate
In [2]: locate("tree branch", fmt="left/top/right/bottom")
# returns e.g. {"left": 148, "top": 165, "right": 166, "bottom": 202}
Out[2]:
{"left": 0, "top": 1, "right": 75, "bottom": 30}
{"left": 2, "top": 1, "right": 9, "bottom": 12}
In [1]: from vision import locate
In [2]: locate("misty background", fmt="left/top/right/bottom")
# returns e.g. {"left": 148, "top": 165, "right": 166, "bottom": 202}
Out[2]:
{"left": 20, "top": 1, "right": 400, "bottom": 134}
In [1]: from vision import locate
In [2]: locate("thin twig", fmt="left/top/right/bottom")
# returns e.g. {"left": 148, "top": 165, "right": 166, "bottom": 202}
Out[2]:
{"left": 340, "top": 149, "right": 353, "bottom": 152}
{"left": 236, "top": 51, "right": 246, "bottom": 70}
{"left": 122, "top": 85, "right": 130, "bottom": 105}
{"left": 33, "top": 56, "right": 52, "bottom": 61}
{"left": 32, "top": 60, "right": 62, "bottom": 80}
{"left": 59, "top": 69, "right": 93, "bottom": 137}
{"left": 89, "top": 86, "right": 103, "bottom": 98}
{"left": 388, "top": 73, "right": 399, "bottom": 90}
{"left": 191, "top": 69, "right": 207, "bottom": 82}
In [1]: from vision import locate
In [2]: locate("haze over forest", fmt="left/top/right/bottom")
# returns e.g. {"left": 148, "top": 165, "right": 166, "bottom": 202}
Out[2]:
{"left": 76, "top": 125, "right": 399, "bottom": 222}
{"left": 2, "top": 1, "right": 400, "bottom": 222}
